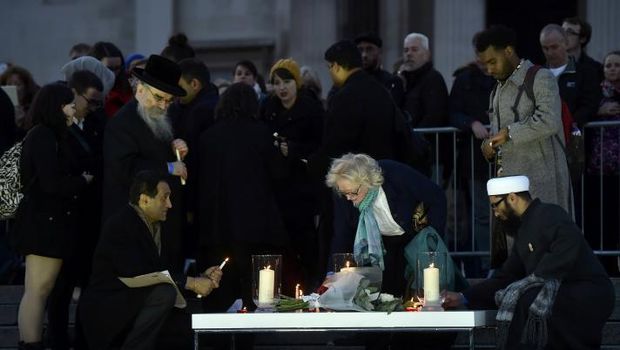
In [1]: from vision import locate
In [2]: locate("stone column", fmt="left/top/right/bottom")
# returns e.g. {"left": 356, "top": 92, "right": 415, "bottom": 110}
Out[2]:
{"left": 586, "top": 0, "right": 620, "bottom": 63}
{"left": 287, "top": 0, "right": 338, "bottom": 99}
{"left": 432, "top": 0, "right": 485, "bottom": 88}
{"left": 379, "top": 0, "right": 410, "bottom": 72}
{"left": 135, "top": 0, "right": 174, "bottom": 56}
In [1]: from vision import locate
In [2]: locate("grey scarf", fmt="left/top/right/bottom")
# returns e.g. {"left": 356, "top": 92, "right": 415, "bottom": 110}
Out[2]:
{"left": 495, "top": 274, "right": 561, "bottom": 350}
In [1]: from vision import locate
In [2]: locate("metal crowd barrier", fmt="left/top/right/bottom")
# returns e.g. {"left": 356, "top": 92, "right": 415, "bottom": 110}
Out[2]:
{"left": 414, "top": 120, "right": 620, "bottom": 261}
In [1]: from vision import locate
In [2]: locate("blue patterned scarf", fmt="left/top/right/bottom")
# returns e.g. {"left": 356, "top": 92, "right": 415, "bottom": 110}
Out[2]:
{"left": 353, "top": 187, "right": 386, "bottom": 270}
{"left": 495, "top": 274, "right": 561, "bottom": 350}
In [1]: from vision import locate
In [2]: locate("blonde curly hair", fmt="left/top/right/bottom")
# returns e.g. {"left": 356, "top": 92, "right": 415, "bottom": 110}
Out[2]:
{"left": 325, "top": 153, "right": 384, "bottom": 192}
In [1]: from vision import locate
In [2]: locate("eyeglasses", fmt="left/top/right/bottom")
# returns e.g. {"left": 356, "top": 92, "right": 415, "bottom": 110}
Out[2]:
{"left": 81, "top": 94, "right": 103, "bottom": 111}
{"left": 564, "top": 28, "right": 581, "bottom": 37}
{"left": 338, "top": 184, "right": 362, "bottom": 197}
{"left": 144, "top": 85, "right": 175, "bottom": 105}
{"left": 490, "top": 196, "right": 507, "bottom": 209}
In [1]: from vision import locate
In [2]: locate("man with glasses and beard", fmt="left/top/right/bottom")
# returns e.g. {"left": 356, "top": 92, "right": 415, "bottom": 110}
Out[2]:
{"left": 443, "top": 175, "right": 614, "bottom": 350}
{"left": 102, "top": 55, "right": 189, "bottom": 275}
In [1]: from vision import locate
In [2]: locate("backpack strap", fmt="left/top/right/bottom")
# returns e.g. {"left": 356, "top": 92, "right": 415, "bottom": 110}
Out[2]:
{"left": 511, "top": 65, "right": 541, "bottom": 123}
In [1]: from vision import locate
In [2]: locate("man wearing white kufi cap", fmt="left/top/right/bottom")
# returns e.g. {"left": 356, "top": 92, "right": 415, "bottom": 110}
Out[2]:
{"left": 444, "top": 175, "right": 613, "bottom": 350}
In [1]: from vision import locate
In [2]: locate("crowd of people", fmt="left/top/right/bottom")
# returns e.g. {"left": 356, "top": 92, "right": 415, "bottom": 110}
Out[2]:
{"left": 0, "top": 16, "right": 618, "bottom": 350}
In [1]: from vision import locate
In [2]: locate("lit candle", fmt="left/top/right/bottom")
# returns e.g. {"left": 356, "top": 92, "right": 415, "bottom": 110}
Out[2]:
{"left": 423, "top": 263, "right": 440, "bottom": 303}
{"left": 295, "top": 283, "right": 300, "bottom": 299}
{"left": 258, "top": 265, "right": 275, "bottom": 304}
{"left": 218, "top": 257, "right": 229, "bottom": 270}
{"left": 340, "top": 260, "right": 354, "bottom": 273}
{"left": 175, "top": 149, "right": 186, "bottom": 185}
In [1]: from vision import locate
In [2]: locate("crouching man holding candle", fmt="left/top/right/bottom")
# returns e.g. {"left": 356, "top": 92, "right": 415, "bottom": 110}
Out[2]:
{"left": 443, "top": 175, "right": 614, "bottom": 350}
{"left": 79, "top": 171, "right": 223, "bottom": 350}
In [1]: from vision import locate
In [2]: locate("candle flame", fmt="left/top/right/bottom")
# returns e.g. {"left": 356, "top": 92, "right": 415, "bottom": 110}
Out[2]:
{"left": 345, "top": 261, "right": 350, "bottom": 268}
{"left": 429, "top": 263, "right": 435, "bottom": 268}
{"left": 265, "top": 265, "right": 271, "bottom": 269}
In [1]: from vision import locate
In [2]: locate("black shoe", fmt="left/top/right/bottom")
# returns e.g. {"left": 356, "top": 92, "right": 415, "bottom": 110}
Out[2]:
{"left": 18, "top": 341, "right": 44, "bottom": 350}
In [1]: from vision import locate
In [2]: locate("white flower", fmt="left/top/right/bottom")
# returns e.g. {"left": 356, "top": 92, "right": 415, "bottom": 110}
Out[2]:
{"left": 379, "top": 293, "right": 395, "bottom": 303}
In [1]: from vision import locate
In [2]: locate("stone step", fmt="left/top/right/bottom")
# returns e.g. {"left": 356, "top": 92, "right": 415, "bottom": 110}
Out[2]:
{"left": 2, "top": 281, "right": 620, "bottom": 348}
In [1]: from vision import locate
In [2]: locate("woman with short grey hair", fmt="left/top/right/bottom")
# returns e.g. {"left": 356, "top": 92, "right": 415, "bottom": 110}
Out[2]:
{"left": 326, "top": 153, "right": 447, "bottom": 296}
{"left": 326, "top": 153, "right": 384, "bottom": 203}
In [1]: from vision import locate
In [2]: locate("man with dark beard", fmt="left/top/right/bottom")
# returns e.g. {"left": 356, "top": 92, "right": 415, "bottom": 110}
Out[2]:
{"left": 102, "top": 55, "right": 188, "bottom": 274}
{"left": 354, "top": 32, "right": 404, "bottom": 105}
{"left": 443, "top": 175, "right": 613, "bottom": 350}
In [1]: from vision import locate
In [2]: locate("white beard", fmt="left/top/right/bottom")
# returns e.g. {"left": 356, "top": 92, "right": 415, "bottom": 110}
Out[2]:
{"left": 137, "top": 103, "right": 173, "bottom": 142}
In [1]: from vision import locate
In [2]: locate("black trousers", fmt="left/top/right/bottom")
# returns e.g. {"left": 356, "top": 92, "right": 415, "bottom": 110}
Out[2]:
{"left": 505, "top": 279, "right": 613, "bottom": 350}
{"left": 47, "top": 254, "right": 83, "bottom": 350}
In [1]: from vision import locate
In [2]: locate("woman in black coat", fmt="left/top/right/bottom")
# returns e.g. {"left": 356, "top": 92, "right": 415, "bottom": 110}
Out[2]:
{"left": 197, "top": 83, "right": 288, "bottom": 312}
{"left": 259, "top": 58, "right": 324, "bottom": 288}
{"left": 12, "top": 84, "right": 93, "bottom": 349}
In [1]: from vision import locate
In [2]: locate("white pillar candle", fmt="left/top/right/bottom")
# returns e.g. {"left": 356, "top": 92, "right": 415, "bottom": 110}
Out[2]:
{"left": 258, "top": 266, "right": 275, "bottom": 304}
{"left": 423, "top": 263, "right": 440, "bottom": 302}
{"left": 340, "top": 260, "right": 355, "bottom": 272}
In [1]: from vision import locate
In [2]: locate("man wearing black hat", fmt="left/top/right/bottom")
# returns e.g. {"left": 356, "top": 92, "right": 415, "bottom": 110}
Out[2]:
{"left": 102, "top": 54, "right": 189, "bottom": 276}
{"left": 354, "top": 32, "right": 404, "bottom": 105}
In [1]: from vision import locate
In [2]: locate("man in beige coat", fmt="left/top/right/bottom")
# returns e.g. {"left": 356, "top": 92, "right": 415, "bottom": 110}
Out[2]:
{"left": 475, "top": 25, "right": 573, "bottom": 216}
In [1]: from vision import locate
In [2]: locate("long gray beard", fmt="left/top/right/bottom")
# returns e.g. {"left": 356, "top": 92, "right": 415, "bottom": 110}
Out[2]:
{"left": 137, "top": 103, "right": 173, "bottom": 142}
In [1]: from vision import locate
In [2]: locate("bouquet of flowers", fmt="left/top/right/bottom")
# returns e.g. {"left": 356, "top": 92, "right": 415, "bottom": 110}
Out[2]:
{"left": 317, "top": 267, "right": 404, "bottom": 312}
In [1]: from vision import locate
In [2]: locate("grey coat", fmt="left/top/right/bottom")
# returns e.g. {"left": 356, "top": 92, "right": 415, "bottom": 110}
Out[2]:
{"left": 489, "top": 60, "right": 573, "bottom": 215}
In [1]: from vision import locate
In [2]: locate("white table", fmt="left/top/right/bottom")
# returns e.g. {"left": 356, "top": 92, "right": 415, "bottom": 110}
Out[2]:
{"left": 192, "top": 310, "right": 497, "bottom": 349}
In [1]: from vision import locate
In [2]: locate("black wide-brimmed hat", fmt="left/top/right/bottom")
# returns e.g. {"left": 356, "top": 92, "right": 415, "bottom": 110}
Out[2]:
{"left": 132, "top": 54, "right": 186, "bottom": 96}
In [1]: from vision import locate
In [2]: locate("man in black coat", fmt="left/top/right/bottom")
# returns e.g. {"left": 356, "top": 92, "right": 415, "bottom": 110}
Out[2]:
{"left": 354, "top": 32, "right": 405, "bottom": 105}
{"left": 102, "top": 55, "right": 189, "bottom": 274}
{"left": 400, "top": 32, "right": 449, "bottom": 128}
{"left": 310, "top": 40, "right": 410, "bottom": 178}
{"left": 540, "top": 24, "right": 602, "bottom": 129}
{"left": 400, "top": 32, "right": 451, "bottom": 183}
{"left": 309, "top": 40, "right": 413, "bottom": 279}
{"left": 449, "top": 55, "right": 496, "bottom": 277}
{"left": 167, "top": 58, "right": 219, "bottom": 260}
{"left": 197, "top": 83, "right": 289, "bottom": 313}
{"left": 539, "top": 24, "right": 602, "bottom": 231}
{"left": 444, "top": 175, "right": 614, "bottom": 350}
{"left": 562, "top": 17, "right": 604, "bottom": 81}
{"left": 80, "top": 171, "right": 222, "bottom": 350}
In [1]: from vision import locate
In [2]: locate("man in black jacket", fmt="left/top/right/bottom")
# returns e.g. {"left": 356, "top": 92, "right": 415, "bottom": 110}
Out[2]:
{"left": 311, "top": 39, "right": 408, "bottom": 175}
{"left": 400, "top": 32, "right": 449, "bottom": 128}
{"left": 102, "top": 55, "right": 188, "bottom": 275}
{"left": 310, "top": 40, "right": 413, "bottom": 281}
{"left": 562, "top": 16, "right": 604, "bottom": 80}
{"left": 444, "top": 175, "right": 614, "bottom": 350}
{"left": 354, "top": 32, "right": 404, "bottom": 105}
{"left": 539, "top": 24, "right": 602, "bottom": 229}
{"left": 80, "top": 171, "right": 222, "bottom": 350}
{"left": 449, "top": 37, "right": 496, "bottom": 276}
{"left": 540, "top": 24, "right": 602, "bottom": 129}
{"left": 167, "top": 58, "right": 218, "bottom": 261}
